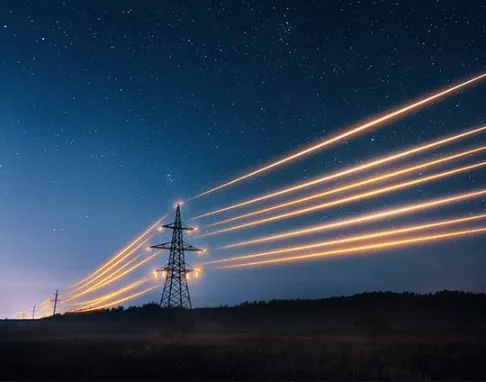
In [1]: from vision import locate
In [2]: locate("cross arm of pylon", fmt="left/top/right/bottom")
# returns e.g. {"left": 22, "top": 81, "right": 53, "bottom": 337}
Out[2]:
{"left": 150, "top": 242, "right": 202, "bottom": 252}
{"left": 163, "top": 222, "right": 196, "bottom": 230}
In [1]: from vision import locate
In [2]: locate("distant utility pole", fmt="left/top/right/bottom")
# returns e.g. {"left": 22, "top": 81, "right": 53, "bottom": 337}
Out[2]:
{"left": 52, "top": 290, "right": 60, "bottom": 316}
{"left": 32, "top": 304, "right": 36, "bottom": 320}
{"left": 151, "top": 203, "right": 201, "bottom": 308}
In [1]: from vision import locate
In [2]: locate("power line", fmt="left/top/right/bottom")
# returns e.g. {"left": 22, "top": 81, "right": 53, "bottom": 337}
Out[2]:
{"left": 189, "top": 72, "right": 486, "bottom": 200}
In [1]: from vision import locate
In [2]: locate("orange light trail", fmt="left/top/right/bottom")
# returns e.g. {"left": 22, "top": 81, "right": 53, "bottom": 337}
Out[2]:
{"left": 67, "top": 235, "right": 152, "bottom": 296}
{"left": 39, "top": 299, "right": 50, "bottom": 307}
{"left": 206, "top": 146, "right": 486, "bottom": 228}
{"left": 70, "top": 214, "right": 166, "bottom": 288}
{"left": 67, "top": 277, "right": 149, "bottom": 309}
{"left": 205, "top": 214, "right": 486, "bottom": 265}
{"left": 74, "top": 285, "right": 159, "bottom": 313}
{"left": 189, "top": 73, "right": 486, "bottom": 201}
{"left": 218, "top": 227, "right": 486, "bottom": 269}
{"left": 199, "top": 161, "right": 486, "bottom": 238}
{"left": 65, "top": 250, "right": 161, "bottom": 302}
{"left": 70, "top": 251, "right": 147, "bottom": 298}
{"left": 222, "top": 189, "right": 486, "bottom": 249}
{"left": 191, "top": 125, "right": 486, "bottom": 220}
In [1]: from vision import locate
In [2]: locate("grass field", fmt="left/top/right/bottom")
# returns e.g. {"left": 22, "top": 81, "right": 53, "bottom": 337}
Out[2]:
{"left": 2, "top": 292, "right": 485, "bottom": 380}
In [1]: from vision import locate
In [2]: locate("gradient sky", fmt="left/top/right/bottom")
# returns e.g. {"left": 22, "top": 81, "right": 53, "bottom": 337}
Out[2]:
{"left": 1, "top": 0, "right": 485, "bottom": 318}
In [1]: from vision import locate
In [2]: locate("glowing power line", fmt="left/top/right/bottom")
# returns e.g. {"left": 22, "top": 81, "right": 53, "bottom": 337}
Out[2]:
{"left": 190, "top": 73, "right": 486, "bottom": 200}
{"left": 74, "top": 285, "right": 159, "bottom": 313}
{"left": 70, "top": 214, "right": 166, "bottom": 288}
{"left": 67, "top": 277, "right": 150, "bottom": 308}
{"left": 67, "top": 236, "right": 153, "bottom": 296}
{"left": 221, "top": 189, "right": 486, "bottom": 249}
{"left": 198, "top": 161, "right": 486, "bottom": 238}
{"left": 218, "top": 227, "right": 486, "bottom": 269}
{"left": 65, "top": 250, "right": 162, "bottom": 302}
{"left": 205, "top": 213, "right": 486, "bottom": 265}
{"left": 67, "top": 251, "right": 147, "bottom": 300}
{"left": 205, "top": 146, "right": 486, "bottom": 228}
{"left": 191, "top": 125, "right": 486, "bottom": 220}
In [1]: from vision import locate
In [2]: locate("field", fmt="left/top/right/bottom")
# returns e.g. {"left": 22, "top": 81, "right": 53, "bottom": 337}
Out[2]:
{"left": 1, "top": 292, "right": 486, "bottom": 380}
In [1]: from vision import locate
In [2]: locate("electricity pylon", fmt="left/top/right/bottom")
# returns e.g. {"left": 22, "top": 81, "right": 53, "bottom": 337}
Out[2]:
{"left": 150, "top": 203, "right": 201, "bottom": 308}
{"left": 51, "top": 290, "right": 60, "bottom": 316}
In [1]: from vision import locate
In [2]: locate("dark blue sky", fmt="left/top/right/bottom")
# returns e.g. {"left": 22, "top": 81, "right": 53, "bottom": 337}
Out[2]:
{"left": 1, "top": 0, "right": 485, "bottom": 317}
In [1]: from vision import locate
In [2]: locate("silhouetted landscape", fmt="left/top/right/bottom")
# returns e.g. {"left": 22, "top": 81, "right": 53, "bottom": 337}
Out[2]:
{"left": 2, "top": 291, "right": 486, "bottom": 380}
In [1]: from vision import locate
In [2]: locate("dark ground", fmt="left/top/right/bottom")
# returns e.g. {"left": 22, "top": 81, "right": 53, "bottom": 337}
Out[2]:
{"left": 1, "top": 291, "right": 486, "bottom": 380}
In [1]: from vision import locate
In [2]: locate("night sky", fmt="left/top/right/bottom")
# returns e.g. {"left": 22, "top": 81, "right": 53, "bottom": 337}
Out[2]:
{"left": 1, "top": 0, "right": 485, "bottom": 318}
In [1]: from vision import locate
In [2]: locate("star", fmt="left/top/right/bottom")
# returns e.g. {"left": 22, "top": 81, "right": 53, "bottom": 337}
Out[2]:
{"left": 166, "top": 173, "right": 175, "bottom": 184}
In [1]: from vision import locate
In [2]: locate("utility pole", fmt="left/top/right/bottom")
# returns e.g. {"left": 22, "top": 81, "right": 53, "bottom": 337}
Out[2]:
{"left": 52, "top": 290, "right": 59, "bottom": 316}
{"left": 32, "top": 304, "right": 36, "bottom": 320}
{"left": 150, "top": 203, "right": 202, "bottom": 308}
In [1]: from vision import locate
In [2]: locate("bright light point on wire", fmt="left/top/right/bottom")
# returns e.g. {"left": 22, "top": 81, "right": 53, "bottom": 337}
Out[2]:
{"left": 174, "top": 201, "right": 184, "bottom": 208}
{"left": 197, "top": 249, "right": 208, "bottom": 255}
{"left": 151, "top": 270, "right": 158, "bottom": 280}
{"left": 157, "top": 226, "right": 164, "bottom": 232}
{"left": 162, "top": 271, "right": 167, "bottom": 278}
{"left": 146, "top": 246, "right": 152, "bottom": 252}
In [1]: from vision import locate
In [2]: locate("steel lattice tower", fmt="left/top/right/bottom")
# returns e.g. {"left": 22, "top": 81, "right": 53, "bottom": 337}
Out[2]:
{"left": 150, "top": 204, "right": 201, "bottom": 308}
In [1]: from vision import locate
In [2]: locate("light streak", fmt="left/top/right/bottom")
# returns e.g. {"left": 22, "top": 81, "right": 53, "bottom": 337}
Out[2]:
{"left": 191, "top": 125, "right": 486, "bottom": 220}
{"left": 85, "top": 252, "right": 147, "bottom": 290}
{"left": 67, "top": 251, "right": 147, "bottom": 299}
{"left": 68, "top": 277, "right": 149, "bottom": 309}
{"left": 218, "top": 227, "right": 486, "bottom": 269}
{"left": 205, "top": 214, "right": 486, "bottom": 265}
{"left": 65, "top": 250, "right": 161, "bottom": 302}
{"left": 206, "top": 146, "right": 486, "bottom": 228}
{"left": 199, "top": 161, "right": 486, "bottom": 238}
{"left": 222, "top": 189, "right": 486, "bottom": 249}
{"left": 70, "top": 214, "right": 166, "bottom": 288}
{"left": 74, "top": 285, "right": 159, "bottom": 313}
{"left": 39, "top": 299, "right": 51, "bottom": 307}
{"left": 190, "top": 73, "right": 486, "bottom": 200}
{"left": 67, "top": 235, "right": 152, "bottom": 296}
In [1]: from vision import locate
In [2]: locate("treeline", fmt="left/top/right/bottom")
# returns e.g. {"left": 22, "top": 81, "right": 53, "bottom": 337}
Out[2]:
{"left": 61, "top": 290, "right": 486, "bottom": 316}
{"left": 50, "top": 291, "right": 486, "bottom": 336}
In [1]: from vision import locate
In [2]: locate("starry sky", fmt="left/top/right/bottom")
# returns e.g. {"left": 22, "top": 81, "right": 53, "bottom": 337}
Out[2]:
{"left": 1, "top": 0, "right": 485, "bottom": 317}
